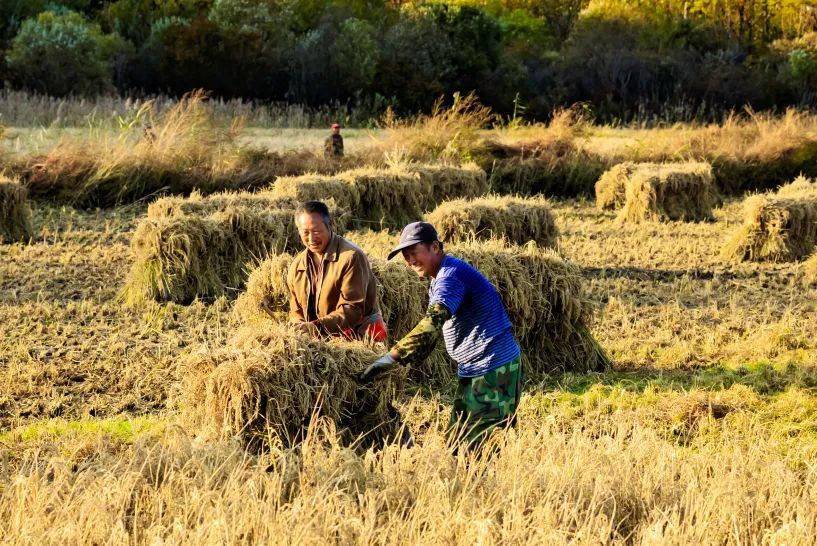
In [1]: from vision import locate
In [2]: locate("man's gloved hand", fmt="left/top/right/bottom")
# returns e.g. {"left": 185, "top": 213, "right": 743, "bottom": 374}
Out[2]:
{"left": 359, "top": 353, "right": 398, "bottom": 383}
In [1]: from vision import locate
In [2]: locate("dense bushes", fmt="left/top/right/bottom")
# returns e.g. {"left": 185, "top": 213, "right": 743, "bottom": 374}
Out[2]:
{"left": 5, "top": 1, "right": 817, "bottom": 120}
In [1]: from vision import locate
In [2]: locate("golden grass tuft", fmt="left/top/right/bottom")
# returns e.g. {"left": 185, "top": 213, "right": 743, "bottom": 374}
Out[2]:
{"left": 595, "top": 162, "right": 638, "bottom": 210}
{"left": 617, "top": 162, "right": 717, "bottom": 223}
{"left": 237, "top": 238, "right": 608, "bottom": 378}
{"left": 425, "top": 195, "right": 558, "bottom": 247}
{"left": 271, "top": 164, "right": 486, "bottom": 229}
{"left": 722, "top": 176, "right": 817, "bottom": 262}
{"left": 178, "top": 322, "right": 406, "bottom": 446}
{"left": 804, "top": 252, "right": 817, "bottom": 285}
{"left": 0, "top": 174, "right": 33, "bottom": 243}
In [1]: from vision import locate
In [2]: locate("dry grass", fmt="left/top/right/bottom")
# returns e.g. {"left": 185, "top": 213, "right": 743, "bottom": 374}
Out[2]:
{"left": 722, "top": 176, "right": 817, "bottom": 262}
{"left": 0, "top": 174, "right": 32, "bottom": 243}
{"left": 271, "top": 164, "right": 487, "bottom": 229}
{"left": 594, "top": 161, "right": 638, "bottom": 210}
{"left": 425, "top": 195, "right": 558, "bottom": 248}
{"left": 478, "top": 110, "right": 608, "bottom": 196}
{"left": 617, "top": 162, "right": 717, "bottom": 223}
{"left": 804, "top": 252, "right": 817, "bottom": 285}
{"left": 178, "top": 322, "right": 406, "bottom": 447}
{"left": 12, "top": 92, "right": 354, "bottom": 207}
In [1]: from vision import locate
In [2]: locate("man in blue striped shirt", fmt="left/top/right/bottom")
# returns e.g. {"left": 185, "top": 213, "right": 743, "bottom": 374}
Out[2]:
{"left": 360, "top": 222, "right": 523, "bottom": 448}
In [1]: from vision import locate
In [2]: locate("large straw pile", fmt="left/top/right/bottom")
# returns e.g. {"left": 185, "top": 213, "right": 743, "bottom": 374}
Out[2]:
{"left": 722, "top": 176, "right": 817, "bottom": 262}
{"left": 234, "top": 250, "right": 448, "bottom": 381}
{"left": 424, "top": 195, "right": 558, "bottom": 247}
{"left": 124, "top": 205, "right": 302, "bottom": 305}
{"left": 237, "top": 238, "right": 608, "bottom": 379}
{"left": 0, "top": 175, "right": 32, "bottom": 243}
{"left": 179, "top": 323, "right": 406, "bottom": 447}
{"left": 617, "top": 162, "right": 717, "bottom": 223}
{"left": 271, "top": 164, "right": 487, "bottom": 228}
{"left": 595, "top": 162, "right": 638, "bottom": 210}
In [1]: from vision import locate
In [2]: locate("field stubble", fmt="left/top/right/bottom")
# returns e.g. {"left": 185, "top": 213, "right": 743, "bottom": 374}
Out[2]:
{"left": 1, "top": 186, "right": 817, "bottom": 542}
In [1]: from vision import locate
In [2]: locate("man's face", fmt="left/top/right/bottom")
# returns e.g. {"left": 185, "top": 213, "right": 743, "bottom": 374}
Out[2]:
{"left": 402, "top": 242, "right": 441, "bottom": 279}
{"left": 296, "top": 212, "right": 331, "bottom": 255}
{"left": 332, "top": 126, "right": 340, "bottom": 135}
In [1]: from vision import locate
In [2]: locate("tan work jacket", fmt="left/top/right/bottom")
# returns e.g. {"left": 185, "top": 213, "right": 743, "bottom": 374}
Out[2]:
{"left": 287, "top": 234, "right": 379, "bottom": 334}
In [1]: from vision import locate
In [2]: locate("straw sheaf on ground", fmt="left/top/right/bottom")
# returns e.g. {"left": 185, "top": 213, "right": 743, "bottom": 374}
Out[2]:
{"left": 722, "top": 176, "right": 817, "bottom": 262}
{"left": 425, "top": 195, "right": 558, "bottom": 248}
{"left": 234, "top": 250, "right": 449, "bottom": 382}
{"left": 271, "top": 164, "right": 487, "bottom": 229}
{"left": 237, "top": 237, "right": 608, "bottom": 378}
{"left": 0, "top": 175, "right": 32, "bottom": 243}
{"left": 617, "top": 162, "right": 717, "bottom": 223}
{"left": 178, "top": 323, "right": 406, "bottom": 446}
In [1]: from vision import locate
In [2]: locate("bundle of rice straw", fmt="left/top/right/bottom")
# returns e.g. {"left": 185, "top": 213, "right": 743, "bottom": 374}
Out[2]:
{"left": 125, "top": 189, "right": 351, "bottom": 304}
{"left": 595, "top": 162, "right": 639, "bottom": 210}
{"left": 179, "top": 323, "right": 406, "bottom": 447}
{"left": 0, "top": 175, "right": 32, "bottom": 243}
{"left": 124, "top": 206, "right": 300, "bottom": 304}
{"left": 804, "top": 252, "right": 817, "bottom": 285}
{"left": 616, "top": 162, "right": 717, "bottom": 222}
{"left": 271, "top": 164, "right": 487, "bottom": 228}
{"left": 233, "top": 251, "right": 449, "bottom": 382}
{"left": 722, "top": 176, "right": 817, "bottom": 262}
{"left": 424, "top": 195, "right": 558, "bottom": 247}
{"left": 237, "top": 239, "right": 609, "bottom": 379}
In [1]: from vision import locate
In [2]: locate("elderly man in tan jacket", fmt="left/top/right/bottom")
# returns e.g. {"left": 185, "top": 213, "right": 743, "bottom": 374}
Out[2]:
{"left": 286, "top": 200, "right": 387, "bottom": 342}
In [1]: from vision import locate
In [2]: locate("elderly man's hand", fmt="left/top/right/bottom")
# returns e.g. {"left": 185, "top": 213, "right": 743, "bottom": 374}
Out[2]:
{"left": 359, "top": 353, "right": 398, "bottom": 383}
{"left": 294, "top": 321, "right": 320, "bottom": 337}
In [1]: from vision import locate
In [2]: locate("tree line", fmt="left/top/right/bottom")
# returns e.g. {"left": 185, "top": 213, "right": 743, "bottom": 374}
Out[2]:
{"left": 3, "top": 0, "right": 817, "bottom": 122}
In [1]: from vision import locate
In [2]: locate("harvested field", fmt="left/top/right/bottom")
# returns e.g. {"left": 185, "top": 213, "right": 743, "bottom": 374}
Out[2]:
{"left": 617, "top": 162, "right": 717, "bottom": 223}
{"left": 722, "top": 176, "right": 817, "bottom": 262}
{"left": 425, "top": 195, "right": 558, "bottom": 247}
{"left": 0, "top": 175, "right": 32, "bottom": 243}
{"left": 179, "top": 323, "right": 406, "bottom": 446}
{"left": 236, "top": 237, "right": 607, "bottom": 378}
{"left": 271, "top": 164, "right": 487, "bottom": 228}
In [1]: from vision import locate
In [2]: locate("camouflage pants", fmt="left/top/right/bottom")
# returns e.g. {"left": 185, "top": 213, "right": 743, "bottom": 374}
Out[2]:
{"left": 449, "top": 356, "right": 523, "bottom": 450}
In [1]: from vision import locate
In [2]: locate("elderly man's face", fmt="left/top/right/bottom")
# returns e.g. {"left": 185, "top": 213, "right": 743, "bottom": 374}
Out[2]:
{"left": 296, "top": 212, "right": 331, "bottom": 255}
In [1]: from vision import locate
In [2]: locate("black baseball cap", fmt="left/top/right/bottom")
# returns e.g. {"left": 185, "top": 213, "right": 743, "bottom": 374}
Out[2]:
{"left": 388, "top": 221, "right": 439, "bottom": 260}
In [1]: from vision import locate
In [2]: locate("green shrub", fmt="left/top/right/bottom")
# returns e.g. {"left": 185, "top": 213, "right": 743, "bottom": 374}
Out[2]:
{"left": 6, "top": 11, "right": 129, "bottom": 97}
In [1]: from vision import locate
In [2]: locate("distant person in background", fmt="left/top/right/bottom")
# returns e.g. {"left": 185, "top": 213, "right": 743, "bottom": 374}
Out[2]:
{"left": 273, "top": 200, "right": 386, "bottom": 342}
{"left": 324, "top": 123, "right": 344, "bottom": 158}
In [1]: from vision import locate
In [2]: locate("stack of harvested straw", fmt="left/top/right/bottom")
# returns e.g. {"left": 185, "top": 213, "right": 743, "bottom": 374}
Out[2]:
{"left": 722, "top": 176, "right": 817, "bottom": 262}
{"left": 179, "top": 323, "right": 406, "bottom": 446}
{"left": 0, "top": 175, "right": 32, "bottom": 243}
{"left": 425, "top": 195, "right": 558, "bottom": 247}
{"left": 237, "top": 239, "right": 608, "bottom": 380}
{"left": 271, "top": 164, "right": 487, "bottom": 228}
{"left": 124, "top": 189, "right": 351, "bottom": 304}
{"left": 615, "top": 162, "right": 717, "bottom": 222}
{"left": 595, "top": 162, "right": 639, "bottom": 210}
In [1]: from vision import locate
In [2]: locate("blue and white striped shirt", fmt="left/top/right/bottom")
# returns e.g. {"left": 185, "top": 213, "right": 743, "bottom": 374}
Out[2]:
{"left": 429, "top": 255, "right": 521, "bottom": 377}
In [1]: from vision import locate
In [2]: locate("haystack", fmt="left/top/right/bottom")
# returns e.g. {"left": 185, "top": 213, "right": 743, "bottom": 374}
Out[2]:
{"left": 124, "top": 206, "right": 299, "bottom": 304}
{"left": 234, "top": 250, "right": 448, "bottom": 381}
{"left": 722, "top": 176, "right": 817, "bottom": 262}
{"left": 424, "top": 195, "right": 558, "bottom": 247}
{"left": 237, "top": 238, "right": 609, "bottom": 380}
{"left": 617, "top": 162, "right": 717, "bottom": 223}
{"left": 0, "top": 175, "right": 32, "bottom": 243}
{"left": 804, "top": 252, "right": 817, "bottom": 285}
{"left": 179, "top": 323, "right": 406, "bottom": 446}
{"left": 271, "top": 164, "right": 487, "bottom": 228}
{"left": 595, "top": 162, "right": 637, "bottom": 210}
